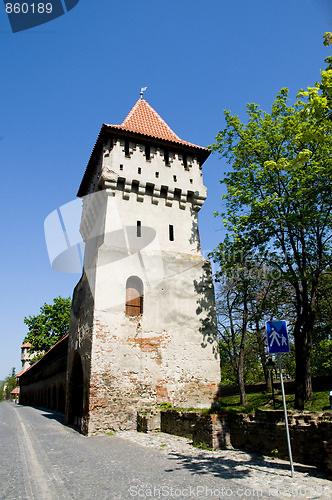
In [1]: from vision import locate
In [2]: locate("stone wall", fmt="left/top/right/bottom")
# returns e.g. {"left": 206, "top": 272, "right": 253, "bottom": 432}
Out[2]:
{"left": 153, "top": 409, "right": 332, "bottom": 473}
{"left": 160, "top": 410, "right": 201, "bottom": 438}
{"left": 229, "top": 410, "right": 332, "bottom": 473}
{"left": 19, "top": 335, "right": 68, "bottom": 413}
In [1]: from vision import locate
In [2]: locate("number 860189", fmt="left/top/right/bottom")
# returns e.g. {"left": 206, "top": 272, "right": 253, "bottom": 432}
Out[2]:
{"left": 5, "top": 3, "right": 53, "bottom": 14}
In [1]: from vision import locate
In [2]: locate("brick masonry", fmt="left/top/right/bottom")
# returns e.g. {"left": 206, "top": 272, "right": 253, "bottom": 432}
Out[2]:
{"left": 20, "top": 102, "right": 222, "bottom": 436}
{"left": 64, "top": 110, "right": 221, "bottom": 435}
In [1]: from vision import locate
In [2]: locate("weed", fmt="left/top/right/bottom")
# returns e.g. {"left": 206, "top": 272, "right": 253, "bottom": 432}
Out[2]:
{"left": 193, "top": 442, "right": 213, "bottom": 451}
{"left": 157, "top": 402, "right": 173, "bottom": 410}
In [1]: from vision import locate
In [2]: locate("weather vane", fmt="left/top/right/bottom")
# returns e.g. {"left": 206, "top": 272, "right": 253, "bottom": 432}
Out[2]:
{"left": 140, "top": 86, "right": 147, "bottom": 98}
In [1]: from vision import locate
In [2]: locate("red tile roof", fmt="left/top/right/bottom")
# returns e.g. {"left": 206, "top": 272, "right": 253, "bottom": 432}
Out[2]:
{"left": 18, "top": 333, "right": 69, "bottom": 378}
{"left": 77, "top": 98, "right": 210, "bottom": 197}
{"left": 104, "top": 98, "right": 207, "bottom": 150}
{"left": 11, "top": 387, "right": 20, "bottom": 394}
{"left": 21, "top": 342, "right": 31, "bottom": 348}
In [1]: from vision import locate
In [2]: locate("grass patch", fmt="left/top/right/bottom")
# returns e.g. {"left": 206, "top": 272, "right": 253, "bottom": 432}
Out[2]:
{"left": 155, "top": 392, "right": 331, "bottom": 416}
{"left": 156, "top": 402, "right": 205, "bottom": 413}
{"left": 193, "top": 442, "right": 213, "bottom": 451}
{"left": 213, "top": 390, "right": 331, "bottom": 414}
{"left": 106, "top": 430, "right": 116, "bottom": 435}
{"left": 157, "top": 402, "right": 173, "bottom": 410}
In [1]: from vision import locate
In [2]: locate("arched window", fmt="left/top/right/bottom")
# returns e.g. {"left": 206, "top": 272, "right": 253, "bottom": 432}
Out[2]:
{"left": 126, "top": 276, "right": 143, "bottom": 315}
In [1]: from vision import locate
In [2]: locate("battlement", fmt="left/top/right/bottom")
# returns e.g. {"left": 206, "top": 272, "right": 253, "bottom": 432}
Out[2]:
{"left": 83, "top": 138, "right": 206, "bottom": 213}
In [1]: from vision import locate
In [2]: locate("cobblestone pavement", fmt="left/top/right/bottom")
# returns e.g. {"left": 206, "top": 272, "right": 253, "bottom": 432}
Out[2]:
{"left": 0, "top": 401, "right": 331, "bottom": 500}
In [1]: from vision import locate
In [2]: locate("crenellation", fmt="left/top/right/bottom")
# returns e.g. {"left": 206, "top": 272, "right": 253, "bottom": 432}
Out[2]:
{"left": 102, "top": 137, "right": 204, "bottom": 204}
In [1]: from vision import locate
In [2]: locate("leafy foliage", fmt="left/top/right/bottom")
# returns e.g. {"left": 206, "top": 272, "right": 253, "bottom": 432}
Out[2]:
{"left": 311, "top": 269, "right": 332, "bottom": 376}
{"left": 24, "top": 296, "right": 71, "bottom": 361}
{"left": 0, "top": 368, "right": 17, "bottom": 401}
{"left": 323, "top": 32, "right": 332, "bottom": 47}
{"left": 210, "top": 69, "right": 332, "bottom": 409}
{"left": 215, "top": 243, "right": 295, "bottom": 398}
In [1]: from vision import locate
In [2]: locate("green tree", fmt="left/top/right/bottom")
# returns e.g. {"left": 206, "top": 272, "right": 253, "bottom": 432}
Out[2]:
{"left": 0, "top": 368, "right": 17, "bottom": 401}
{"left": 24, "top": 296, "right": 71, "bottom": 361}
{"left": 216, "top": 272, "right": 249, "bottom": 405}
{"left": 215, "top": 242, "right": 294, "bottom": 396}
{"left": 210, "top": 70, "right": 332, "bottom": 410}
{"left": 311, "top": 269, "right": 332, "bottom": 376}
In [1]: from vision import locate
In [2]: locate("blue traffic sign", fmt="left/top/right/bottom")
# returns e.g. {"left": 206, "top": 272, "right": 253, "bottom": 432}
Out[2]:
{"left": 266, "top": 321, "right": 290, "bottom": 354}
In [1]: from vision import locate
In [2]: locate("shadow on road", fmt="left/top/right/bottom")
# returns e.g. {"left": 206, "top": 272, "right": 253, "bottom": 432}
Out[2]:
{"left": 167, "top": 451, "right": 325, "bottom": 480}
{"left": 41, "top": 409, "right": 65, "bottom": 425}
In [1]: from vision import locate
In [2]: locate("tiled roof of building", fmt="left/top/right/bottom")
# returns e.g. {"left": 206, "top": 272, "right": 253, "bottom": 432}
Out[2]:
{"left": 18, "top": 334, "right": 69, "bottom": 378}
{"left": 77, "top": 98, "right": 210, "bottom": 197}
{"left": 104, "top": 98, "right": 207, "bottom": 150}
{"left": 11, "top": 387, "right": 20, "bottom": 394}
{"left": 21, "top": 342, "right": 31, "bottom": 348}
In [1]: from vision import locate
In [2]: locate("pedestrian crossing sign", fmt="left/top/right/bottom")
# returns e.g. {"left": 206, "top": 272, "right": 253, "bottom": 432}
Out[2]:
{"left": 266, "top": 320, "right": 290, "bottom": 354}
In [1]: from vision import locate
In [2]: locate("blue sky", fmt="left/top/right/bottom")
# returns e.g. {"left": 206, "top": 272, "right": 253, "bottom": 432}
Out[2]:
{"left": 0, "top": 0, "right": 331, "bottom": 380}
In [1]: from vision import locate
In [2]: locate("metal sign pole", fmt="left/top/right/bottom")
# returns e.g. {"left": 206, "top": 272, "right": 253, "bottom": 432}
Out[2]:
{"left": 278, "top": 354, "right": 294, "bottom": 477}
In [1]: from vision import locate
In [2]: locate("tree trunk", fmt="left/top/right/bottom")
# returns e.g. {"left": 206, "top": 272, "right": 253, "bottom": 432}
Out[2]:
{"left": 294, "top": 319, "right": 313, "bottom": 410}
{"left": 237, "top": 300, "right": 248, "bottom": 406}
{"left": 264, "top": 364, "right": 272, "bottom": 392}
{"left": 255, "top": 324, "right": 272, "bottom": 391}
{"left": 237, "top": 362, "right": 247, "bottom": 406}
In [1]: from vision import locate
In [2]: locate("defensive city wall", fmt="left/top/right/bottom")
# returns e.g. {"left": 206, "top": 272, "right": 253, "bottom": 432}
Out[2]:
{"left": 19, "top": 334, "right": 68, "bottom": 412}
{"left": 18, "top": 336, "right": 332, "bottom": 475}
{"left": 138, "top": 408, "right": 332, "bottom": 475}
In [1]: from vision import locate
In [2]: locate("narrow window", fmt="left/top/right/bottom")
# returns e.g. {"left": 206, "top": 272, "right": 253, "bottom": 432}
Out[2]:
{"left": 190, "top": 178, "right": 193, "bottom": 184}
{"left": 145, "top": 184, "right": 153, "bottom": 196}
{"left": 173, "top": 175, "right": 177, "bottom": 182}
{"left": 117, "top": 179, "right": 125, "bottom": 191}
{"left": 138, "top": 167, "right": 141, "bottom": 174}
{"left": 155, "top": 172, "right": 159, "bottom": 178}
{"left": 125, "top": 140, "right": 130, "bottom": 157}
{"left": 183, "top": 155, "right": 187, "bottom": 169}
{"left": 169, "top": 225, "right": 174, "bottom": 241}
{"left": 137, "top": 220, "right": 141, "bottom": 237}
{"left": 174, "top": 189, "right": 181, "bottom": 201}
{"left": 187, "top": 191, "right": 194, "bottom": 203}
{"left": 160, "top": 186, "right": 167, "bottom": 199}
{"left": 126, "top": 276, "right": 143, "bottom": 315}
{"left": 120, "top": 164, "right": 123, "bottom": 171}
{"left": 145, "top": 144, "right": 150, "bottom": 160}
{"left": 164, "top": 149, "right": 169, "bottom": 165}
{"left": 131, "top": 180, "right": 139, "bottom": 193}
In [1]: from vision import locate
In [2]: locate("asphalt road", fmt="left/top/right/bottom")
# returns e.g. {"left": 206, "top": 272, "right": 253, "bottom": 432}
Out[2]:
{"left": 0, "top": 402, "right": 329, "bottom": 499}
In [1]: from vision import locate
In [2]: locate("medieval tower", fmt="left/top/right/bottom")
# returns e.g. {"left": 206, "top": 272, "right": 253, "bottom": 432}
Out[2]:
{"left": 65, "top": 97, "right": 220, "bottom": 435}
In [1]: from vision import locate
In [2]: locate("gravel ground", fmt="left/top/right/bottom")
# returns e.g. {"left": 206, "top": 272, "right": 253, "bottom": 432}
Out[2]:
{"left": 117, "top": 430, "right": 331, "bottom": 498}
